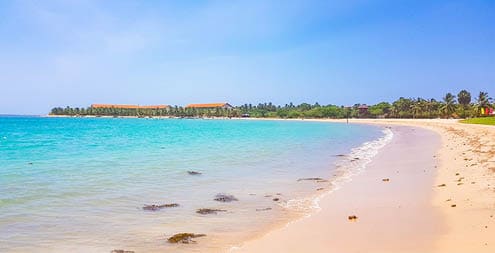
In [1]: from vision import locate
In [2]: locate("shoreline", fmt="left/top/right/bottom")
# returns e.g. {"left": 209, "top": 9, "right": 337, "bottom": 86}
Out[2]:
{"left": 3, "top": 116, "right": 494, "bottom": 252}
{"left": 233, "top": 119, "right": 495, "bottom": 253}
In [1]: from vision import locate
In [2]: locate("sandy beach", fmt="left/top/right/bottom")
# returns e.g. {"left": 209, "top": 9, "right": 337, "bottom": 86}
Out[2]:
{"left": 234, "top": 119, "right": 495, "bottom": 253}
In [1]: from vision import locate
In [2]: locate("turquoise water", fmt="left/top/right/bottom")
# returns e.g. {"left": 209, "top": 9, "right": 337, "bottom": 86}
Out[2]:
{"left": 0, "top": 117, "right": 384, "bottom": 252}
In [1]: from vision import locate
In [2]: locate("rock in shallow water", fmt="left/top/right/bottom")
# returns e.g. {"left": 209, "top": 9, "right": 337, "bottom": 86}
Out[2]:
{"left": 214, "top": 193, "right": 238, "bottom": 202}
{"left": 142, "top": 203, "right": 179, "bottom": 211}
{"left": 187, "top": 171, "right": 202, "bottom": 175}
{"left": 297, "top": 177, "right": 324, "bottom": 182}
{"left": 167, "top": 233, "right": 206, "bottom": 244}
{"left": 196, "top": 208, "right": 227, "bottom": 215}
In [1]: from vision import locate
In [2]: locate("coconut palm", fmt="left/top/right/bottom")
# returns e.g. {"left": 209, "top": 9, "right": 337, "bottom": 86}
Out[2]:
{"left": 477, "top": 92, "right": 490, "bottom": 107}
{"left": 457, "top": 90, "right": 471, "bottom": 118}
{"left": 476, "top": 91, "right": 491, "bottom": 116}
{"left": 441, "top": 93, "right": 456, "bottom": 118}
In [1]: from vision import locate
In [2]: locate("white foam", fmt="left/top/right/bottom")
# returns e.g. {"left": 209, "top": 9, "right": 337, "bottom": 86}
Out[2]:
{"left": 282, "top": 127, "right": 394, "bottom": 215}
{"left": 229, "top": 127, "right": 394, "bottom": 252}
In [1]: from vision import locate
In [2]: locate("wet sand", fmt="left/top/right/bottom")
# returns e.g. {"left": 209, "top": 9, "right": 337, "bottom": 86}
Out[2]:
{"left": 234, "top": 119, "right": 495, "bottom": 253}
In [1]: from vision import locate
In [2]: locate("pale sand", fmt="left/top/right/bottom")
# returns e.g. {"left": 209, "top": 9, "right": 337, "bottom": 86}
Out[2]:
{"left": 234, "top": 119, "right": 495, "bottom": 253}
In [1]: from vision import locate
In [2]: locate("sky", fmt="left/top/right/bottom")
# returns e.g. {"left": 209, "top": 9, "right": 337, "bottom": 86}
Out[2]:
{"left": 0, "top": 0, "right": 494, "bottom": 115}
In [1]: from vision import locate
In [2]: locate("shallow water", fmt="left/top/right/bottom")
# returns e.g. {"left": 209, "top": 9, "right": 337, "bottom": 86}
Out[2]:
{"left": 0, "top": 117, "right": 384, "bottom": 252}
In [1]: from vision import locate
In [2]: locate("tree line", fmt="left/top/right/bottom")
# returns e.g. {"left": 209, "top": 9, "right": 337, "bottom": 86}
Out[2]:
{"left": 50, "top": 90, "right": 492, "bottom": 119}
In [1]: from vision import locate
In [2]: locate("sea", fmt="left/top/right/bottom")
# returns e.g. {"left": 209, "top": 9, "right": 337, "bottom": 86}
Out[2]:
{"left": 0, "top": 116, "right": 392, "bottom": 252}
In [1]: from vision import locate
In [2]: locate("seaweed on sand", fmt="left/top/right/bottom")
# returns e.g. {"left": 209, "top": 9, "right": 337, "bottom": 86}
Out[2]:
{"left": 167, "top": 233, "right": 206, "bottom": 244}
{"left": 214, "top": 193, "right": 238, "bottom": 202}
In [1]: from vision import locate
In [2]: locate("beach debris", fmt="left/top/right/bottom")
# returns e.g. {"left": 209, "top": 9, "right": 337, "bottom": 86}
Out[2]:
{"left": 457, "top": 182, "right": 464, "bottom": 185}
{"left": 334, "top": 154, "right": 346, "bottom": 157}
{"left": 272, "top": 198, "right": 280, "bottom": 202}
{"left": 437, "top": 184, "right": 446, "bottom": 187}
{"left": 214, "top": 193, "right": 238, "bottom": 202}
{"left": 167, "top": 233, "right": 206, "bottom": 244}
{"left": 111, "top": 250, "right": 134, "bottom": 253}
{"left": 276, "top": 193, "right": 282, "bottom": 195}
{"left": 256, "top": 207, "right": 272, "bottom": 211}
{"left": 142, "top": 203, "right": 179, "bottom": 211}
{"left": 249, "top": 193, "right": 256, "bottom": 196}
{"left": 264, "top": 195, "right": 272, "bottom": 197}
{"left": 297, "top": 177, "right": 324, "bottom": 182}
{"left": 196, "top": 208, "right": 226, "bottom": 215}
{"left": 451, "top": 204, "right": 457, "bottom": 207}
{"left": 317, "top": 188, "right": 324, "bottom": 191}
{"left": 446, "top": 199, "right": 452, "bottom": 202}
{"left": 382, "top": 178, "right": 390, "bottom": 182}
{"left": 348, "top": 215, "right": 358, "bottom": 221}
{"left": 316, "top": 179, "right": 329, "bottom": 183}
{"left": 455, "top": 173, "right": 460, "bottom": 176}
{"left": 187, "top": 171, "right": 202, "bottom": 175}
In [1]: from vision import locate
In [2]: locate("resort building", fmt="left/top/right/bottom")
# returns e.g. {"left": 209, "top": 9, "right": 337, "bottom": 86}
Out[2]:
{"left": 358, "top": 104, "right": 369, "bottom": 117}
{"left": 91, "top": 104, "right": 170, "bottom": 109}
{"left": 185, "top": 103, "right": 233, "bottom": 109}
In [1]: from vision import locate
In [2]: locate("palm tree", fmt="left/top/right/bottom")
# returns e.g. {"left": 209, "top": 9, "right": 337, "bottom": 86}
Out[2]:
{"left": 457, "top": 90, "right": 471, "bottom": 118}
{"left": 441, "top": 93, "right": 456, "bottom": 118}
{"left": 476, "top": 91, "right": 490, "bottom": 116}
{"left": 411, "top": 98, "right": 424, "bottom": 118}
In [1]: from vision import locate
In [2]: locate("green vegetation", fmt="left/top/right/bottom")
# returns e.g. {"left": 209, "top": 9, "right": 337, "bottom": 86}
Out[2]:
{"left": 460, "top": 117, "right": 495, "bottom": 125}
{"left": 50, "top": 89, "right": 493, "bottom": 119}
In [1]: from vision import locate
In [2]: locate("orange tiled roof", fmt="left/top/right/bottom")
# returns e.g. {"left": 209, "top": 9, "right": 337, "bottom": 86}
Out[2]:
{"left": 91, "top": 104, "right": 169, "bottom": 109}
{"left": 185, "top": 103, "right": 231, "bottom": 108}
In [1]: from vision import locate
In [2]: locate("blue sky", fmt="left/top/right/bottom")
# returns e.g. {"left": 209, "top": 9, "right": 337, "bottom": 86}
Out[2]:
{"left": 0, "top": 0, "right": 494, "bottom": 114}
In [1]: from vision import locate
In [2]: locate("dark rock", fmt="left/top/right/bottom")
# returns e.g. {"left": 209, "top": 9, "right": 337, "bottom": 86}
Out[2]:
{"left": 167, "top": 233, "right": 206, "bottom": 244}
{"left": 297, "top": 178, "right": 324, "bottom": 182}
{"left": 111, "top": 250, "right": 134, "bottom": 253}
{"left": 437, "top": 184, "right": 446, "bottom": 187}
{"left": 316, "top": 180, "right": 328, "bottom": 183}
{"left": 264, "top": 195, "right": 272, "bottom": 197}
{"left": 317, "top": 188, "right": 324, "bottom": 191}
{"left": 256, "top": 207, "right": 272, "bottom": 211}
{"left": 196, "top": 208, "right": 226, "bottom": 215}
{"left": 382, "top": 178, "right": 390, "bottom": 182}
{"left": 272, "top": 198, "right": 280, "bottom": 201}
{"left": 188, "top": 171, "right": 202, "bottom": 175}
{"left": 143, "top": 203, "right": 179, "bottom": 211}
{"left": 214, "top": 193, "right": 238, "bottom": 202}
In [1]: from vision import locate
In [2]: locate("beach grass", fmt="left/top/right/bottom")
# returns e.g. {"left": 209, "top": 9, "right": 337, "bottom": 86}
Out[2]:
{"left": 460, "top": 117, "right": 495, "bottom": 125}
